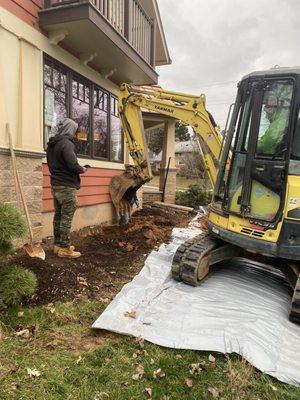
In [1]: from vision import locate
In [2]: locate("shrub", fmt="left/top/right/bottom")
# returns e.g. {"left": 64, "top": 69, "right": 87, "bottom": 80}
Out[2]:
{"left": 0, "top": 202, "right": 27, "bottom": 255}
{"left": 0, "top": 264, "right": 37, "bottom": 308}
{"left": 175, "top": 184, "right": 212, "bottom": 209}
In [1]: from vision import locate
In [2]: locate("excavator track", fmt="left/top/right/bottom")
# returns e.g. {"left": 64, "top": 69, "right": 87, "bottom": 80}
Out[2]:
{"left": 172, "top": 233, "right": 219, "bottom": 286}
{"left": 289, "top": 272, "right": 300, "bottom": 324}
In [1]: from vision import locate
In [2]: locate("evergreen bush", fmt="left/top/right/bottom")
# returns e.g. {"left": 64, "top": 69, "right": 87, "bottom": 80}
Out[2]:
{"left": 175, "top": 185, "right": 212, "bottom": 209}
{"left": 0, "top": 265, "right": 37, "bottom": 308}
{"left": 0, "top": 202, "right": 27, "bottom": 254}
{"left": 0, "top": 202, "right": 37, "bottom": 308}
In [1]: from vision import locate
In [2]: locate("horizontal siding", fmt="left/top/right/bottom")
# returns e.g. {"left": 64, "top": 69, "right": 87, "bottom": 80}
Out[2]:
{"left": 0, "top": 0, "right": 43, "bottom": 30}
{"left": 43, "top": 164, "right": 123, "bottom": 212}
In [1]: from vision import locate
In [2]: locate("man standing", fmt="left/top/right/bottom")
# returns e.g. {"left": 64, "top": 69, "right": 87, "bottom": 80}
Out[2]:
{"left": 46, "top": 118, "right": 86, "bottom": 258}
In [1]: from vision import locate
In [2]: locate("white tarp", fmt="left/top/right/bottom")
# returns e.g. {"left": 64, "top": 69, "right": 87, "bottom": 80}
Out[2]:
{"left": 93, "top": 223, "right": 300, "bottom": 386}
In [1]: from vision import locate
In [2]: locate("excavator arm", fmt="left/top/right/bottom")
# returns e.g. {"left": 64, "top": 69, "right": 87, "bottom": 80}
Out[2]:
{"left": 110, "top": 83, "right": 224, "bottom": 219}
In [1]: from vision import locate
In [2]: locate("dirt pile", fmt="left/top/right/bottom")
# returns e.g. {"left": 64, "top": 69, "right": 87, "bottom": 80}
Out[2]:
{"left": 9, "top": 206, "right": 193, "bottom": 306}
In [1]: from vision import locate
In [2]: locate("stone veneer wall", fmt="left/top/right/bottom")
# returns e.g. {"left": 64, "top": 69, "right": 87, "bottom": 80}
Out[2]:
{"left": 0, "top": 151, "right": 43, "bottom": 245}
{"left": 143, "top": 190, "right": 163, "bottom": 204}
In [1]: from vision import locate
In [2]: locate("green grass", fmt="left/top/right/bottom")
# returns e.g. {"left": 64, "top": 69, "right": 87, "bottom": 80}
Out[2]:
{"left": 0, "top": 300, "right": 299, "bottom": 400}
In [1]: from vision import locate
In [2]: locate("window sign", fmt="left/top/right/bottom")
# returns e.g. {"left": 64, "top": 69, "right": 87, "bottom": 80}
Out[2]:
{"left": 45, "top": 88, "right": 55, "bottom": 127}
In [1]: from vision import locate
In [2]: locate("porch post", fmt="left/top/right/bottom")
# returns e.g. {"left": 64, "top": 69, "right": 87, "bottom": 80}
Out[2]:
{"left": 159, "top": 120, "right": 177, "bottom": 203}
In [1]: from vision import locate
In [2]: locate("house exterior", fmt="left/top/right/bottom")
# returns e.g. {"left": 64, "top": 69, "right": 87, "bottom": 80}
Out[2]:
{"left": 151, "top": 140, "right": 198, "bottom": 172}
{"left": 0, "top": 0, "right": 171, "bottom": 243}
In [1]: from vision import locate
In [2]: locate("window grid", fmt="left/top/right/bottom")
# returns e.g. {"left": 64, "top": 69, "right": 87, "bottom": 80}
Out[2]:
{"left": 43, "top": 55, "right": 124, "bottom": 163}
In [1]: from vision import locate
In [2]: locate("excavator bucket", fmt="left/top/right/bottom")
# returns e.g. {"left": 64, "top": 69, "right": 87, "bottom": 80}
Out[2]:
{"left": 109, "top": 174, "right": 136, "bottom": 216}
{"left": 109, "top": 169, "right": 146, "bottom": 222}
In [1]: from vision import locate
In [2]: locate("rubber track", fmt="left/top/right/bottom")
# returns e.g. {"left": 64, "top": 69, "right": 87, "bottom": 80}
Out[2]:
{"left": 290, "top": 273, "right": 300, "bottom": 324}
{"left": 171, "top": 233, "right": 219, "bottom": 286}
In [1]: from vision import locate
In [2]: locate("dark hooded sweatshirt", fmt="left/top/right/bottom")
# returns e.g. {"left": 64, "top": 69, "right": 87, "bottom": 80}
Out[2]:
{"left": 46, "top": 118, "right": 84, "bottom": 189}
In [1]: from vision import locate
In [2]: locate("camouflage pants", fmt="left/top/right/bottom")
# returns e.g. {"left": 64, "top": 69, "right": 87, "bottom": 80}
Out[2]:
{"left": 52, "top": 186, "right": 77, "bottom": 248}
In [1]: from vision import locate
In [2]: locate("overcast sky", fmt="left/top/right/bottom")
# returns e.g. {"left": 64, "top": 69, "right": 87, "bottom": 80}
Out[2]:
{"left": 157, "top": 0, "right": 300, "bottom": 128}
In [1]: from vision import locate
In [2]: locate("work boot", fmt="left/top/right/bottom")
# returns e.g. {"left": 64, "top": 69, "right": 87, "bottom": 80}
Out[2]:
{"left": 53, "top": 245, "right": 74, "bottom": 254}
{"left": 57, "top": 246, "right": 81, "bottom": 258}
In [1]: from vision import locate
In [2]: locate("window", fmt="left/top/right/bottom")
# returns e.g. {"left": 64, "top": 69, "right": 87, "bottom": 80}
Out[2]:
{"left": 43, "top": 55, "right": 123, "bottom": 162}
{"left": 292, "top": 109, "right": 300, "bottom": 159}
{"left": 110, "top": 97, "right": 123, "bottom": 161}
{"left": 94, "top": 88, "right": 108, "bottom": 158}
{"left": 44, "top": 61, "right": 68, "bottom": 144}
{"left": 72, "top": 76, "right": 91, "bottom": 156}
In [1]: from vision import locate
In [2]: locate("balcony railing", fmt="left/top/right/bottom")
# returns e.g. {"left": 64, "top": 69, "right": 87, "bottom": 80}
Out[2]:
{"left": 44, "top": 0, "right": 155, "bottom": 66}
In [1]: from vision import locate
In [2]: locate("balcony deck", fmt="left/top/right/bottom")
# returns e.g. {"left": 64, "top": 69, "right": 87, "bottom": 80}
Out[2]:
{"left": 40, "top": 0, "right": 158, "bottom": 84}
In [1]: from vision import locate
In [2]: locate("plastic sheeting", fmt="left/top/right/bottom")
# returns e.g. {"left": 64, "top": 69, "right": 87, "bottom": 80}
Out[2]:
{"left": 93, "top": 223, "right": 300, "bottom": 386}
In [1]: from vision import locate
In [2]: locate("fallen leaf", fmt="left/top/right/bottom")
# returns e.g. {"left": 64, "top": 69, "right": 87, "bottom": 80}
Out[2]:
{"left": 143, "top": 350, "right": 148, "bottom": 356}
{"left": 145, "top": 387, "right": 152, "bottom": 398}
{"left": 121, "top": 380, "right": 129, "bottom": 387}
{"left": 15, "top": 329, "right": 31, "bottom": 339}
{"left": 124, "top": 310, "right": 137, "bottom": 319}
{"left": 143, "top": 230, "right": 155, "bottom": 240}
{"left": 150, "top": 358, "right": 155, "bottom": 365}
{"left": 185, "top": 378, "right": 193, "bottom": 388}
{"left": 132, "top": 363, "right": 144, "bottom": 381}
{"left": 175, "top": 354, "right": 182, "bottom": 360}
{"left": 49, "top": 307, "right": 60, "bottom": 317}
{"left": 77, "top": 276, "right": 88, "bottom": 287}
{"left": 270, "top": 384, "right": 277, "bottom": 392}
{"left": 162, "top": 396, "right": 170, "bottom": 400}
{"left": 11, "top": 382, "right": 19, "bottom": 391}
{"left": 208, "top": 354, "right": 216, "bottom": 363}
{"left": 97, "top": 297, "right": 110, "bottom": 303}
{"left": 17, "top": 312, "right": 24, "bottom": 318}
{"left": 27, "top": 368, "right": 41, "bottom": 378}
{"left": 153, "top": 368, "right": 166, "bottom": 379}
{"left": 132, "top": 373, "right": 141, "bottom": 381}
{"left": 208, "top": 386, "right": 220, "bottom": 398}
{"left": 110, "top": 271, "right": 116, "bottom": 275}
{"left": 189, "top": 363, "right": 202, "bottom": 375}
{"left": 75, "top": 356, "right": 83, "bottom": 365}
{"left": 136, "top": 336, "right": 144, "bottom": 348}
{"left": 125, "top": 243, "right": 134, "bottom": 252}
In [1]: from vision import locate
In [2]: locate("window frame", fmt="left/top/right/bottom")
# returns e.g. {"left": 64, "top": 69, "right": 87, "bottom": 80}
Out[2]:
{"left": 43, "top": 54, "right": 124, "bottom": 163}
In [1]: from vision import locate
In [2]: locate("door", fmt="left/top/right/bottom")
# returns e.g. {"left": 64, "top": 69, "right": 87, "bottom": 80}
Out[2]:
{"left": 225, "top": 79, "right": 294, "bottom": 223}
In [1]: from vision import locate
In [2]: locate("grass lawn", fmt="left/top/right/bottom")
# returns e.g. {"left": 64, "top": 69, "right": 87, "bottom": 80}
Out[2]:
{"left": 1, "top": 300, "right": 299, "bottom": 400}
{"left": 148, "top": 175, "right": 205, "bottom": 191}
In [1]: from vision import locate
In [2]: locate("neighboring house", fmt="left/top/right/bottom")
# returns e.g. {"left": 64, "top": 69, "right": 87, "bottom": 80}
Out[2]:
{"left": 174, "top": 140, "right": 197, "bottom": 170}
{"left": 151, "top": 140, "right": 198, "bottom": 173}
{"left": 0, "top": 0, "right": 171, "bottom": 242}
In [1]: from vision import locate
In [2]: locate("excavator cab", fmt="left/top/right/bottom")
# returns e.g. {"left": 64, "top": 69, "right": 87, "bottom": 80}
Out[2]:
{"left": 214, "top": 73, "right": 296, "bottom": 226}
{"left": 188, "top": 69, "right": 300, "bottom": 323}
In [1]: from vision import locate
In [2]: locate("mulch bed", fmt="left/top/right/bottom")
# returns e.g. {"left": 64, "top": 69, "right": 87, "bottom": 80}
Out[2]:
{"left": 8, "top": 206, "right": 194, "bottom": 306}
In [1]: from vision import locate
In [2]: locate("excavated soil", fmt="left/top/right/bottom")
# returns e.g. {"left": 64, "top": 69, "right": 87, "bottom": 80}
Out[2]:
{"left": 9, "top": 206, "right": 194, "bottom": 306}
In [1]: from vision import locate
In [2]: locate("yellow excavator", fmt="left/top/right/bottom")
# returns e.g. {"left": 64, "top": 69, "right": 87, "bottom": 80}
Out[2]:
{"left": 110, "top": 67, "right": 300, "bottom": 323}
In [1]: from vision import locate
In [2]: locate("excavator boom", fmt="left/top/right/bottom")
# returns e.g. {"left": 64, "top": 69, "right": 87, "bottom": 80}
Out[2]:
{"left": 109, "top": 83, "right": 223, "bottom": 219}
